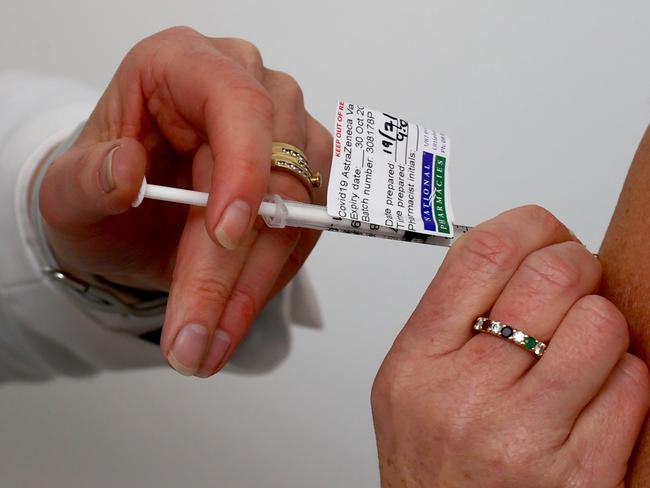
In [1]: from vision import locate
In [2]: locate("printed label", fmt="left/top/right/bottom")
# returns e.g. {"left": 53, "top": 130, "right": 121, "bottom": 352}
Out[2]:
{"left": 328, "top": 101, "right": 454, "bottom": 237}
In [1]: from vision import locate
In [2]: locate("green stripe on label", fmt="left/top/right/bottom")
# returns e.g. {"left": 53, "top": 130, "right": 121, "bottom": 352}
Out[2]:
{"left": 433, "top": 156, "right": 449, "bottom": 234}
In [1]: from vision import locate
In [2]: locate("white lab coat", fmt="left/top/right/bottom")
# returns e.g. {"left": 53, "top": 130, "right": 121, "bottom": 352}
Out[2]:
{"left": 0, "top": 71, "right": 319, "bottom": 382}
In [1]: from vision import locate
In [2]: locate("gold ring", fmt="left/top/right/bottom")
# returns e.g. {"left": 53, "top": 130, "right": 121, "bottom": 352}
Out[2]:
{"left": 271, "top": 142, "right": 321, "bottom": 200}
{"left": 473, "top": 317, "right": 547, "bottom": 358}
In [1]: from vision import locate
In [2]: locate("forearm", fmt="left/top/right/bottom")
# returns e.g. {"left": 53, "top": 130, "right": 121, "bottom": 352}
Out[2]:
{"left": 599, "top": 124, "right": 650, "bottom": 487}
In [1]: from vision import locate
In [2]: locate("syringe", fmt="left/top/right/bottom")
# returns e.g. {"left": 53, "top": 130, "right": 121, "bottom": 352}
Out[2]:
{"left": 132, "top": 178, "right": 472, "bottom": 247}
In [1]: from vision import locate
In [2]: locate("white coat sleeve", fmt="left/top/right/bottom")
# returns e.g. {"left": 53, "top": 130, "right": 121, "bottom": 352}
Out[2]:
{"left": 0, "top": 71, "right": 320, "bottom": 382}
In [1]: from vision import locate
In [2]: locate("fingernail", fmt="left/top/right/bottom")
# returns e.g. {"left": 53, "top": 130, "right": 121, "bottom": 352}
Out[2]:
{"left": 196, "top": 329, "right": 232, "bottom": 378}
{"left": 214, "top": 199, "right": 251, "bottom": 250}
{"left": 99, "top": 146, "right": 120, "bottom": 193}
{"left": 167, "top": 324, "right": 209, "bottom": 376}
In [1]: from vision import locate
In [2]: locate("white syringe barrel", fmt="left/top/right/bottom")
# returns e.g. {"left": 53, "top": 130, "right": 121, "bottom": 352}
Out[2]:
{"left": 260, "top": 195, "right": 334, "bottom": 231}
{"left": 133, "top": 180, "right": 467, "bottom": 247}
{"left": 260, "top": 194, "right": 468, "bottom": 246}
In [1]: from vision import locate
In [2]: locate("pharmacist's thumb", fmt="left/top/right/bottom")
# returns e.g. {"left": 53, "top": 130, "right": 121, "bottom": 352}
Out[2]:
{"left": 39, "top": 138, "right": 147, "bottom": 234}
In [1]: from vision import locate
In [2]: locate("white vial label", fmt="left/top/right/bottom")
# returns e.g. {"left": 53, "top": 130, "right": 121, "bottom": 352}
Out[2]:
{"left": 328, "top": 102, "right": 454, "bottom": 237}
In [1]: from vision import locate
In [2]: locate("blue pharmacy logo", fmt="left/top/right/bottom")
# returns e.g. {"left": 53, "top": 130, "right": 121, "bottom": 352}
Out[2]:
{"left": 420, "top": 152, "right": 437, "bottom": 231}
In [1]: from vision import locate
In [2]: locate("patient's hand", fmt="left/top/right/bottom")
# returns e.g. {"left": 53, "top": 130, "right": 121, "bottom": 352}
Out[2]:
{"left": 372, "top": 205, "right": 649, "bottom": 487}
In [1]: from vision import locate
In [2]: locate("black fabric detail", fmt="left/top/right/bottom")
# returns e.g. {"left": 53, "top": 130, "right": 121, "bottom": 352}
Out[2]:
{"left": 139, "top": 328, "right": 163, "bottom": 345}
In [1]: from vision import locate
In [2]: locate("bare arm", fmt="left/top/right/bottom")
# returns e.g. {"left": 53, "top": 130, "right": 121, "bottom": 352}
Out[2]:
{"left": 599, "top": 124, "right": 650, "bottom": 487}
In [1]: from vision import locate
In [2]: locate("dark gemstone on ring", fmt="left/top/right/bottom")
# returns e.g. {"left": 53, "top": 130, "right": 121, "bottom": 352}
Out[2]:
{"left": 482, "top": 319, "right": 491, "bottom": 330}
{"left": 501, "top": 326, "right": 513, "bottom": 338}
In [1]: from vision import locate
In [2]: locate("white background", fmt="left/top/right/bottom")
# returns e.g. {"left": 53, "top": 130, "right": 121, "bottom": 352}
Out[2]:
{"left": 1, "top": 1, "right": 649, "bottom": 487}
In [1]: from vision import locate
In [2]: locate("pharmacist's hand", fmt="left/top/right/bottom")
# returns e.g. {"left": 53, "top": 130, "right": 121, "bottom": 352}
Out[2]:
{"left": 371, "top": 206, "right": 650, "bottom": 487}
{"left": 39, "top": 27, "right": 332, "bottom": 377}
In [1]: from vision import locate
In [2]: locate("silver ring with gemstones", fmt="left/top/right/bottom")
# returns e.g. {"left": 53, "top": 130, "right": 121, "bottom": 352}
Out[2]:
{"left": 473, "top": 317, "right": 547, "bottom": 358}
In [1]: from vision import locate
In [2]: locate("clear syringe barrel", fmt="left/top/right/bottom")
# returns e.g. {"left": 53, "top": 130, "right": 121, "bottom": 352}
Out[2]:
{"left": 260, "top": 195, "right": 470, "bottom": 246}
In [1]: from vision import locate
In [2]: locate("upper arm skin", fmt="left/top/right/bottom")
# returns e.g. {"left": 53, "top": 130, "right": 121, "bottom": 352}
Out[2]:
{"left": 599, "top": 125, "right": 650, "bottom": 487}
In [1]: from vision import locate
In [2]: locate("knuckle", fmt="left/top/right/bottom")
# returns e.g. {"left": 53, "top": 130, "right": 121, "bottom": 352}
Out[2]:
{"left": 521, "top": 248, "right": 582, "bottom": 291}
{"left": 189, "top": 275, "right": 232, "bottom": 308}
{"left": 520, "top": 204, "right": 563, "bottom": 234}
{"left": 370, "top": 373, "right": 391, "bottom": 408}
{"left": 308, "top": 117, "right": 334, "bottom": 151}
{"left": 231, "top": 82, "right": 274, "bottom": 119}
{"left": 235, "top": 156, "right": 269, "bottom": 183}
{"left": 155, "top": 25, "right": 201, "bottom": 40}
{"left": 371, "top": 363, "right": 408, "bottom": 410}
{"left": 460, "top": 228, "right": 519, "bottom": 275}
{"left": 574, "top": 295, "right": 629, "bottom": 342}
{"left": 227, "top": 285, "right": 259, "bottom": 328}
{"left": 136, "top": 26, "right": 200, "bottom": 50}
{"left": 270, "top": 70, "right": 305, "bottom": 109}
{"left": 128, "top": 26, "right": 203, "bottom": 66}
{"left": 229, "top": 38, "right": 264, "bottom": 68}
{"left": 371, "top": 346, "right": 423, "bottom": 409}
{"left": 561, "top": 240, "right": 602, "bottom": 277}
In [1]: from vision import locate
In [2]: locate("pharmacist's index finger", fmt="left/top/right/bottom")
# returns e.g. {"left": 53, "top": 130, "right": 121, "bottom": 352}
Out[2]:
{"left": 130, "top": 36, "right": 274, "bottom": 250}
{"left": 396, "top": 206, "right": 575, "bottom": 357}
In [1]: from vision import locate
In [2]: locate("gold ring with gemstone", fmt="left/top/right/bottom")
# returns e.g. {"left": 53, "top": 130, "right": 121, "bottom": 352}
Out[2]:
{"left": 271, "top": 142, "right": 321, "bottom": 201}
{"left": 473, "top": 317, "right": 547, "bottom": 358}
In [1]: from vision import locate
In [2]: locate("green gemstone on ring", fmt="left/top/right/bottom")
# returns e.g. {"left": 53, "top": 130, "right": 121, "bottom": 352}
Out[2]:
{"left": 524, "top": 337, "right": 537, "bottom": 350}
